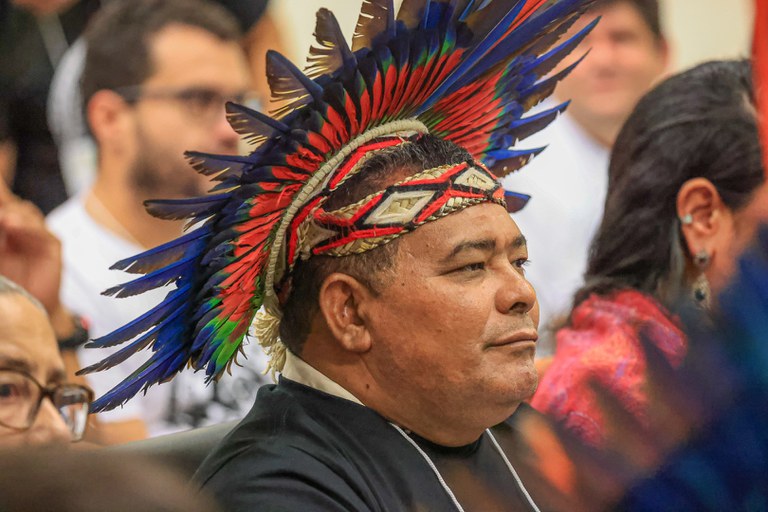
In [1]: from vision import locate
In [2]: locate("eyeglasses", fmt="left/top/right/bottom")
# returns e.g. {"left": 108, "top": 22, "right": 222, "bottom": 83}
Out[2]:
{"left": 0, "top": 369, "right": 93, "bottom": 442}
{"left": 114, "top": 85, "right": 260, "bottom": 123}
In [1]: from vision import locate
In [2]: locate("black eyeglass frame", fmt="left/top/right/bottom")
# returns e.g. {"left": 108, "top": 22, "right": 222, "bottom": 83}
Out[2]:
{"left": 0, "top": 368, "right": 94, "bottom": 442}
{"left": 112, "top": 85, "right": 257, "bottom": 115}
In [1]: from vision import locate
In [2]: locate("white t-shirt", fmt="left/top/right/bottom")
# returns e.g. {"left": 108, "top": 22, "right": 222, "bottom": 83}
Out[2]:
{"left": 47, "top": 195, "right": 269, "bottom": 437}
{"left": 503, "top": 101, "right": 610, "bottom": 352}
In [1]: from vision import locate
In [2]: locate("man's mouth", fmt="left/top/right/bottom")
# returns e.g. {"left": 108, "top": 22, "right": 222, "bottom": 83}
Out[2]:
{"left": 486, "top": 331, "right": 538, "bottom": 349}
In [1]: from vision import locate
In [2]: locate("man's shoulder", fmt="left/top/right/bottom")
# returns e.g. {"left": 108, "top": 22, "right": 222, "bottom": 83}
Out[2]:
{"left": 46, "top": 195, "right": 86, "bottom": 236}
{"left": 195, "top": 382, "right": 378, "bottom": 511}
{"left": 199, "top": 440, "right": 371, "bottom": 512}
{"left": 46, "top": 194, "right": 139, "bottom": 274}
{"left": 197, "top": 381, "right": 363, "bottom": 473}
{"left": 46, "top": 194, "right": 118, "bottom": 253}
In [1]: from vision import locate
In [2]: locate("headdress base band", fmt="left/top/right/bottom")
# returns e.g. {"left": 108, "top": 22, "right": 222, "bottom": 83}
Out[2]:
{"left": 262, "top": 119, "right": 429, "bottom": 316}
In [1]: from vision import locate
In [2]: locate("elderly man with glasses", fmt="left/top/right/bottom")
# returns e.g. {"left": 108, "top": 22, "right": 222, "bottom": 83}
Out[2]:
{"left": 0, "top": 276, "right": 92, "bottom": 446}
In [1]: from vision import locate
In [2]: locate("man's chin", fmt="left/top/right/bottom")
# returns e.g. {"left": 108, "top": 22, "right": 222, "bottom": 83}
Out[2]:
{"left": 497, "top": 360, "right": 539, "bottom": 405}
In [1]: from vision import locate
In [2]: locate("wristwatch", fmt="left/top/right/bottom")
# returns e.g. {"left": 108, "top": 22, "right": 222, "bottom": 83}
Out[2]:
{"left": 57, "top": 315, "right": 90, "bottom": 351}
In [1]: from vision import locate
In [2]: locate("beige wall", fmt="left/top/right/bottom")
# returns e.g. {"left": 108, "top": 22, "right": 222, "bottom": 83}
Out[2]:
{"left": 661, "top": 0, "right": 753, "bottom": 73}
{"left": 270, "top": 0, "right": 365, "bottom": 66}
{"left": 270, "top": 0, "right": 754, "bottom": 76}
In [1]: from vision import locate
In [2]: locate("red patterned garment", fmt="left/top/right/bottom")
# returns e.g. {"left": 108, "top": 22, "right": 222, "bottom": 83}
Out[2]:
{"left": 531, "top": 289, "right": 687, "bottom": 446}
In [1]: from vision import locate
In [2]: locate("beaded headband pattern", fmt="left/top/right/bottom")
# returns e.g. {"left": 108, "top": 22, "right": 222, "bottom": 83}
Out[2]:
{"left": 305, "top": 159, "right": 507, "bottom": 258}
{"left": 79, "top": 0, "right": 596, "bottom": 411}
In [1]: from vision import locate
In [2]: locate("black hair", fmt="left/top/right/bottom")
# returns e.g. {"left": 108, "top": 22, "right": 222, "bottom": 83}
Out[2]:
{"left": 591, "top": 0, "right": 663, "bottom": 41}
{"left": 577, "top": 59, "right": 764, "bottom": 307}
{"left": 81, "top": 0, "right": 241, "bottom": 107}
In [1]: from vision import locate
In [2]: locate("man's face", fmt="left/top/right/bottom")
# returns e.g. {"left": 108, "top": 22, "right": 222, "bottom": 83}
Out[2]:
{"left": 362, "top": 203, "right": 539, "bottom": 433}
{"left": 0, "top": 294, "right": 70, "bottom": 446}
{"left": 126, "top": 24, "right": 251, "bottom": 199}
{"left": 555, "top": 1, "right": 667, "bottom": 139}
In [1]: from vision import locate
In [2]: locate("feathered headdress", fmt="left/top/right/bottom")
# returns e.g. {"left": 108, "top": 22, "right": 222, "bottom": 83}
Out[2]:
{"left": 79, "top": 0, "right": 598, "bottom": 411}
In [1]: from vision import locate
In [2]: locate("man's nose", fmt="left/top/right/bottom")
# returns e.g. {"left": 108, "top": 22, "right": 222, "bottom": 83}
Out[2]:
{"left": 25, "top": 399, "right": 70, "bottom": 446}
{"left": 497, "top": 264, "right": 537, "bottom": 315}
{"left": 587, "top": 38, "right": 620, "bottom": 70}
{"left": 212, "top": 107, "right": 241, "bottom": 154}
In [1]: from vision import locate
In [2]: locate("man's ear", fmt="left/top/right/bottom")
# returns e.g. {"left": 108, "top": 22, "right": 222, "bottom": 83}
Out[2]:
{"left": 677, "top": 177, "right": 728, "bottom": 257}
{"left": 87, "top": 89, "right": 131, "bottom": 148}
{"left": 318, "top": 273, "right": 373, "bottom": 353}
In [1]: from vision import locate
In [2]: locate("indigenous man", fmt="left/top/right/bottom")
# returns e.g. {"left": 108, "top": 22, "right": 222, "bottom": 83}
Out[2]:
{"left": 195, "top": 135, "right": 543, "bottom": 510}
{"left": 79, "top": 0, "right": 596, "bottom": 509}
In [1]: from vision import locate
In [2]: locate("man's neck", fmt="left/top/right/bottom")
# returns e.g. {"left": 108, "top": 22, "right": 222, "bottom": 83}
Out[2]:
{"left": 88, "top": 175, "right": 184, "bottom": 249}
{"left": 302, "top": 353, "right": 499, "bottom": 447}
{"left": 555, "top": 94, "right": 620, "bottom": 149}
{"left": 576, "top": 119, "right": 617, "bottom": 149}
{"left": 353, "top": 381, "right": 502, "bottom": 447}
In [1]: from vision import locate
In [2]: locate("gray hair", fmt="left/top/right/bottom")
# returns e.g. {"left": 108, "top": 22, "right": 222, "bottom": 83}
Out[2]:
{"left": 0, "top": 276, "right": 46, "bottom": 313}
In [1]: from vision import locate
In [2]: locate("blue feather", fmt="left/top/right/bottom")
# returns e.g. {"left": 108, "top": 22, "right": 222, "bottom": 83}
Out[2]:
{"left": 225, "top": 102, "right": 290, "bottom": 145}
{"left": 521, "top": 16, "right": 598, "bottom": 77}
{"left": 89, "top": 346, "right": 189, "bottom": 412}
{"left": 487, "top": 147, "right": 545, "bottom": 177}
{"left": 503, "top": 189, "right": 530, "bottom": 212}
{"left": 306, "top": 8, "right": 356, "bottom": 78}
{"left": 109, "top": 228, "right": 210, "bottom": 274}
{"left": 144, "top": 194, "right": 231, "bottom": 221}
{"left": 495, "top": 100, "right": 568, "bottom": 147}
{"left": 419, "top": 0, "right": 527, "bottom": 109}
{"left": 267, "top": 50, "right": 325, "bottom": 117}
{"left": 79, "top": 306, "right": 186, "bottom": 373}
{"left": 517, "top": 51, "right": 588, "bottom": 111}
{"left": 460, "top": 1, "right": 588, "bottom": 86}
{"left": 104, "top": 253, "right": 199, "bottom": 298}
{"left": 84, "top": 284, "right": 191, "bottom": 349}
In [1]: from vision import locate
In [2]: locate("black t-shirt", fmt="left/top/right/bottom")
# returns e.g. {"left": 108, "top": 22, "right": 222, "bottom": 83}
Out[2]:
{"left": 196, "top": 378, "right": 541, "bottom": 512}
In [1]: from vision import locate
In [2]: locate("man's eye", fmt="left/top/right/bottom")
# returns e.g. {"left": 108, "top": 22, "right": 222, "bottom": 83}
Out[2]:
{"left": 182, "top": 89, "right": 220, "bottom": 109}
{"left": 513, "top": 258, "right": 530, "bottom": 270}
{"left": 0, "top": 383, "right": 22, "bottom": 400}
{"left": 612, "top": 31, "right": 639, "bottom": 45}
{"left": 458, "top": 262, "right": 485, "bottom": 272}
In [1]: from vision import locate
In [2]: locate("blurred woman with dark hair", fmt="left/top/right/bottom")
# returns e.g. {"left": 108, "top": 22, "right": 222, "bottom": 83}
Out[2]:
{"left": 532, "top": 59, "right": 768, "bottom": 446}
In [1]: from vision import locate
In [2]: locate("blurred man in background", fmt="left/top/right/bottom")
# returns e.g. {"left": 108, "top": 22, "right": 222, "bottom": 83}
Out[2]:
{"left": 1, "top": 0, "right": 278, "bottom": 211}
{"left": 46, "top": 0, "right": 268, "bottom": 445}
{"left": 504, "top": 0, "right": 669, "bottom": 350}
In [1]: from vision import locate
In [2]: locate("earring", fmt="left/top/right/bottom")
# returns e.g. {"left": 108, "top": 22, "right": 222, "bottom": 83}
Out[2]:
{"left": 680, "top": 213, "right": 693, "bottom": 225}
{"left": 692, "top": 249, "right": 711, "bottom": 308}
{"left": 693, "top": 250, "right": 710, "bottom": 269}
{"left": 692, "top": 273, "right": 711, "bottom": 308}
